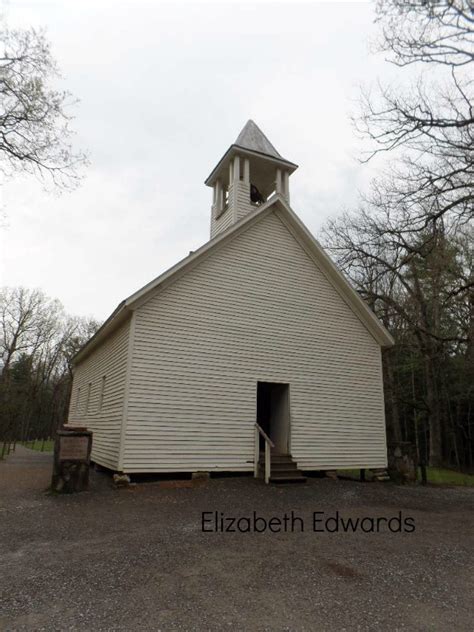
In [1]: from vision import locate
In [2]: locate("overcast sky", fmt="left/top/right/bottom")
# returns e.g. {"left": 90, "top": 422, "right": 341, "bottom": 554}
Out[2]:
{"left": 0, "top": 0, "right": 394, "bottom": 321}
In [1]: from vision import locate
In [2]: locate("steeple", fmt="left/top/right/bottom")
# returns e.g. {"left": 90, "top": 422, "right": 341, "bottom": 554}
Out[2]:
{"left": 234, "top": 120, "right": 282, "bottom": 159}
{"left": 205, "top": 121, "right": 298, "bottom": 238}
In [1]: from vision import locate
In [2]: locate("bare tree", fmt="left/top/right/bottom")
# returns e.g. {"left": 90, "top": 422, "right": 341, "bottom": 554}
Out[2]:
{"left": 321, "top": 197, "right": 473, "bottom": 467}
{"left": 356, "top": 0, "right": 473, "bottom": 229}
{"left": 0, "top": 287, "right": 62, "bottom": 375}
{"left": 0, "top": 287, "right": 100, "bottom": 447}
{"left": 375, "top": 0, "right": 473, "bottom": 68}
{"left": 0, "top": 21, "right": 87, "bottom": 189}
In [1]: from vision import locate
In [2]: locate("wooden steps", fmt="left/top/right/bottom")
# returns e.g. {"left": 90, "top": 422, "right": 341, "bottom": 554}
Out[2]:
{"left": 259, "top": 452, "right": 307, "bottom": 484}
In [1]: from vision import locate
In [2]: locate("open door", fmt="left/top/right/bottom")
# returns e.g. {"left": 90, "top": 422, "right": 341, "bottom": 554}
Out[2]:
{"left": 256, "top": 382, "right": 290, "bottom": 455}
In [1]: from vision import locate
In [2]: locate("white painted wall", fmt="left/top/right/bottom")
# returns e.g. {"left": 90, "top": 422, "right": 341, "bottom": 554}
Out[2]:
{"left": 211, "top": 181, "right": 253, "bottom": 238}
{"left": 210, "top": 204, "right": 234, "bottom": 238}
{"left": 231, "top": 181, "right": 252, "bottom": 223}
{"left": 122, "top": 210, "right": 387, "bottom": 473}
{"left": 68, "top": 317, "right": 131, "bottom": 470}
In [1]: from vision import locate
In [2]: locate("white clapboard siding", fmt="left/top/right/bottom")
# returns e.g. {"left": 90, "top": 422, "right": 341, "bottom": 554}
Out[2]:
{"left": 211, "top": 205, "right": 234, "bottom": 238}
{"left": 234, "top": 184, "right": 253, "bottom": 222}
{"left": 68, "top": 317, "right": 131, "bottom": 470}
{"left": 123, "top": 210, "right": 387, "bottom": 473}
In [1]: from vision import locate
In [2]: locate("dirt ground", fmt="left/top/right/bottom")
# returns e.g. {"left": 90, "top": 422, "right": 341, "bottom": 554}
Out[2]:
{"left": 0, "top": 446, "right": 473, "bottom": 632}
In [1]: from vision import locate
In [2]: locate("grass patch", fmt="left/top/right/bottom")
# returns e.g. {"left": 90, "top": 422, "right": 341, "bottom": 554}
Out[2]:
{"left": 21, "top": 440, "right": 54, "bottom": 453}
{"left": 337, "top": 466, "right": 474, "bottom": 486}
{"left": 426, "top": 467, "right": 474, "bottom": 487}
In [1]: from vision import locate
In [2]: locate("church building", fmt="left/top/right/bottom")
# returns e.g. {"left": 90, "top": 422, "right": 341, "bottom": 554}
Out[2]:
{"left": 68, "top": 121, "right": 393, "bottom": 483}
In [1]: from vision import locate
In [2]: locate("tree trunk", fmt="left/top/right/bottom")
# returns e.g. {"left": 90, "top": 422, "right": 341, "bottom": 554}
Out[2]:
{"left": 425, "top": 354, "right": 442, "bottom": 467}
{"left": 383, "top": 350, "right": 402, "bottom": 443}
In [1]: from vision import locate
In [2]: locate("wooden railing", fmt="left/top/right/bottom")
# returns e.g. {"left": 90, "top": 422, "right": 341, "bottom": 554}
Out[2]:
{"left": 254, "top": 423, "right": 274, "bottom": 484}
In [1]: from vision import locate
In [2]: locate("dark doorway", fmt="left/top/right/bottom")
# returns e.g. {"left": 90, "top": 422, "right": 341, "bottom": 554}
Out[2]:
{"left": 256, "top": 382, "right": 290, "bottom": 455}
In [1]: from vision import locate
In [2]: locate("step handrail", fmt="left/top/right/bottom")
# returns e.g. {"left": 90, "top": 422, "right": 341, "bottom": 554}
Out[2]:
{"left": 254, "top": 423, "right": 274, "bottom": 484}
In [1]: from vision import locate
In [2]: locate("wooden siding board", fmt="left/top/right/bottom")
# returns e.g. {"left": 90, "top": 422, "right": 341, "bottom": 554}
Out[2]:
{"left": 211, "top": 206, "right": 234, "bottom": 238}
{"left": 67, "top": 318, "right": 131, "bottom": 470}
{"left": 124, "top": 211, "right": 387, "bottom": 472}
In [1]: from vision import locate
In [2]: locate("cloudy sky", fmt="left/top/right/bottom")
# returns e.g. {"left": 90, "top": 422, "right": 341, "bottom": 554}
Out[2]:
{"left": 0, "top": 0, "right": 395, "bottom": 321}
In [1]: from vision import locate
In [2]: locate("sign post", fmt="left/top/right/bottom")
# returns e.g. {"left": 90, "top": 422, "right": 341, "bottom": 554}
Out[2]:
{"left": 51, "top": 426, "right": 92, "bottom": 493}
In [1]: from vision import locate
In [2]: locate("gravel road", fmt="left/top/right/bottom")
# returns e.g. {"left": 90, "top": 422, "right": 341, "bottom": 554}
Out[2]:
{"left": 0, "top": 446, "right": 473, "bottom": 631}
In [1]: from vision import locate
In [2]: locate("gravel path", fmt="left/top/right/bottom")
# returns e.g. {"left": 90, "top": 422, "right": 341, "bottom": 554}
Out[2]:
{"left": 0, "top": 447, "right": 473, "bottom": 631}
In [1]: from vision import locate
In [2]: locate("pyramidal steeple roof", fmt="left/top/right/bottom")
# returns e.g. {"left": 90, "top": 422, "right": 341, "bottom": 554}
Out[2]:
{"left": 205, "top": 120, "right": 297, "bottom": 186}
{"left": 234, "top": 120, "right": 282, "bottom": 160}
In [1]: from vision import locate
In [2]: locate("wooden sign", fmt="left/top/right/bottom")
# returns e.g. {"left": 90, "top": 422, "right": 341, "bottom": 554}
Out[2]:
{"left": 59, "top": 436, "right": 89, "bottom": 461}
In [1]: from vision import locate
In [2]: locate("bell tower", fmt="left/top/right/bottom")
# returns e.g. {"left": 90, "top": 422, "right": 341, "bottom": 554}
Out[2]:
{"left": 205, "top": 120, "right": 298, "bottom": 238}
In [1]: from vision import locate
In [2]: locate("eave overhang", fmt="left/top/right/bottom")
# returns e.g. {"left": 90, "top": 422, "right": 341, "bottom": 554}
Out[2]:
{"left": 71, "top": 301, "right": 131, "bottom": 366}
{"left": 204, "top": 144, "right": 298, "bottom": 187}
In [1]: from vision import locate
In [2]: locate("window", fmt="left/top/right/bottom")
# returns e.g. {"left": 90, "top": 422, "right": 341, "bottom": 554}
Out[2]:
{"left": 99, "top": 376, "right": 106, "bottom": 411}
{"left": 85, "top": 382, "right": 92, "bottom": 415}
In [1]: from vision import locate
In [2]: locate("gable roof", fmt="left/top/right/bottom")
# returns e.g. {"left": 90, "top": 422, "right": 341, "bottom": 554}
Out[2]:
{"left": 73, "top": 196, "right": 394, "bottom": 364}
